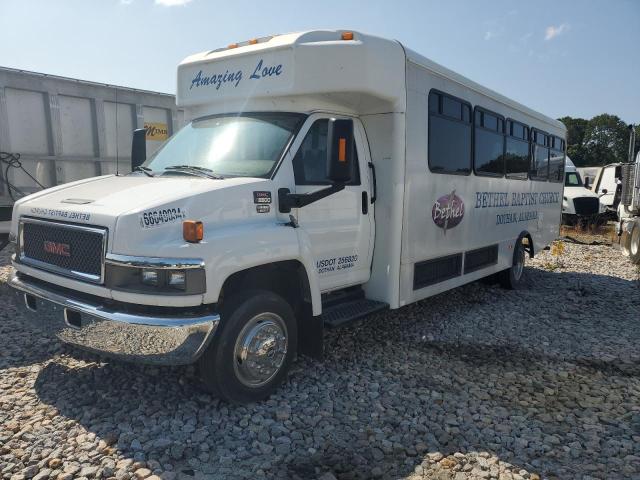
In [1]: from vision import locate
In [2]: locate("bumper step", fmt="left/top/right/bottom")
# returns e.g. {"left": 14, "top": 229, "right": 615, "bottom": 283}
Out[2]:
{"left": 322, "top": 298, "right": 388, "bottom": 328}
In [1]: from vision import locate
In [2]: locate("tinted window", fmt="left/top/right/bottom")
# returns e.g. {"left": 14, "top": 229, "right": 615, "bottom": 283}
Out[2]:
{"left": 505, "top": 137, "right": 529, "bottom": 179}
{"left": 531, "top": 143, "right": 549, "bottom": 180}
{"left": 293, "top": 119, "right": 360, "bottom": 185}
{"left": 474, "top": 109, "right": 505, "bottom": 176}
{"left": 428, "top": 91, "right": 472, "bottom": 174}
{"left": 442, "top": 96, "right": 462, "bottom": 119}
{"left": 549, "top": 148, "right": 565, "bottom": 183}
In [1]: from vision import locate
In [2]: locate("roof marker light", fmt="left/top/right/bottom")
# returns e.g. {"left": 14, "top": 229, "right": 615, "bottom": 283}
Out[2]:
{"left": 228, "top": 43, "right": 238, "bottom": 49}
{"left": 341, "top": 32, "right": 354, "bottom": 41}
{"left": 248, "top": 39, "right": 258, "bottom": 45}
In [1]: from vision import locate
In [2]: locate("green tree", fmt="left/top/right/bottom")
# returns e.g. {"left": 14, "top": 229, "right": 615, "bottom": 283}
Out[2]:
{"left": 558, "top": 116, "right": 588, "bottom": 165}
{"left": 581, "top": 114, "right": 629, "bottom": 167}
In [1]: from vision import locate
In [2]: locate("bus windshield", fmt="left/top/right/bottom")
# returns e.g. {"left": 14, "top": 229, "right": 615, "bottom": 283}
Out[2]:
{"left": 565, "top": 172, "right": 583, "bottom": 187}
{"left": 144, "top": 113, "right": 305, "bottom": 178}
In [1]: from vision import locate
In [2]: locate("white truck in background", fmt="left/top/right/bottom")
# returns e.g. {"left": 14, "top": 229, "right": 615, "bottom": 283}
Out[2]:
{"left": 585, "top": 127, "right": 640, "bottom": 262}
{"left": 617, "top": 127, "right": 640, "bottom": 263}
{"left": 8, "top": 31, "right": 566, "bottom": 403}
{"left": 561, "top": 157, "right": 602, "bottom": 225}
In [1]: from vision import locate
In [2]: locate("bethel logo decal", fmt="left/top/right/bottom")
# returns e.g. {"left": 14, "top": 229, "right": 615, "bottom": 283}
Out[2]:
{"left": 432, "top": 191, "right": 465, "bottom": 233}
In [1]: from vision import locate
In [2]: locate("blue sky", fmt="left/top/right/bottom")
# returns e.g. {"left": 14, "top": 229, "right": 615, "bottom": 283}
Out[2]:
{"left": 1, "top": 0, "right": 638, "bottom": 123}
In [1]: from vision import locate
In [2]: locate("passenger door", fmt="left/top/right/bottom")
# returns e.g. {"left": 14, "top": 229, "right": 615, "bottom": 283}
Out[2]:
{"left": 291, "top": 115, "right": 374, "bottom": 292}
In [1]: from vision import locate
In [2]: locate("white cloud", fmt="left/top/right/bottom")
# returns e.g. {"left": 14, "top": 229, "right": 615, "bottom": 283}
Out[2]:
{"left": 544, "top": 23, "right": 569, "bottom": 41}
{"left": 154, "top": 0, "right": 193, "bottom": 6}
{"left": 119, "top": 0, "right": 134, "bottom": 4}
{"left": 484, "top": 30, "right": 498, "bottom": 41}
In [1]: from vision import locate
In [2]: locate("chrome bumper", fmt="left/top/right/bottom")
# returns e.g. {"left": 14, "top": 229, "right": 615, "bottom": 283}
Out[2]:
{"left": 9, "top": 273, "right": 220, "bottom": 365}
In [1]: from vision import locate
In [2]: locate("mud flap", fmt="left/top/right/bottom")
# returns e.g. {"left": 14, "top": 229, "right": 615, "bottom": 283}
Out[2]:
{"left": 297, "top": 301, "right": 324, "bottom": 360}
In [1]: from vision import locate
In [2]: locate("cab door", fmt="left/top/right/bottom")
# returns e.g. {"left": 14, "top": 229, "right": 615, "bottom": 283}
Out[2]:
{"left": 291, "top": 114, "right": 374, "bottom": 292}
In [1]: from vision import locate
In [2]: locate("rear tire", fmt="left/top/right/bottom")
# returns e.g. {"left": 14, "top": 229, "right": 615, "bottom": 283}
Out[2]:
{"left": 499, "top": 237, "right": 527, "bottom": 289}
{"left": 198, "top": 290, "right": 297, "bottom": 404}
{"left": 628, "top": 222, "right": 640, "bottom": 264}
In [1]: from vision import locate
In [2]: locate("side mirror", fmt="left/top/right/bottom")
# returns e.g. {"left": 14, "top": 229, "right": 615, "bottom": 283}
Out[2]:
{"left": 584, "top": 177, "right": 590, "bottom": 189}
{"left": 327, "top": 119, "right": 354, "bottom": 183}
{"left": 131, "top": 128, "right": 147, "bottom": 171}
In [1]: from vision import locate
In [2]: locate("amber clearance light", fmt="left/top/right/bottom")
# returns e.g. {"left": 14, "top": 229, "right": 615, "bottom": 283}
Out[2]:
{"left": 183, "top": 220, "right": 204, "bottom": 243}
{"left": 341, "top": 32, "right": 354, "bottom": 41}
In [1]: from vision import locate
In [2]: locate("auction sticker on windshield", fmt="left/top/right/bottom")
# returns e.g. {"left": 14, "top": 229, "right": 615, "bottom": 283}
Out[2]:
{"left": 139, "top": 207, "right": 187, "bottom": 229}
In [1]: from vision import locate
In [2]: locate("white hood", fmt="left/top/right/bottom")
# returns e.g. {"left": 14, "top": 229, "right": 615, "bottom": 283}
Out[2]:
{"left": 13, "top": 174, "right": 274, "bottom": 255}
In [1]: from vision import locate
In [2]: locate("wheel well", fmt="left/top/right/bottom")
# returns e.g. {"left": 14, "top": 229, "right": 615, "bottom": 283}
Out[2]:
{"left": 219, "top": 261, "right": 323, "bottom": 360}
{"left": 520, "top": 231, "right": 535, "bottom": 258}
{"left": 219, "top": 261, "right": 312, "bottom": 314}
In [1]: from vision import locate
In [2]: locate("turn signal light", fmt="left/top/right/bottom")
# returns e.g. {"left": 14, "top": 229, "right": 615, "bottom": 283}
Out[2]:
{"left": 183, "top": 220, "right": 204, "bottom": 243}
{"left": 341, "top": 32, "right": 354, "bottom": 41}
{"left": 338, "top": 138, "right": 347, "bottom": 162}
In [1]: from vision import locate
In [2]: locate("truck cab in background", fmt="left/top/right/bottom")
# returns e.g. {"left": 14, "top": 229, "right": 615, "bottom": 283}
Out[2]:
{"left": 561, "top": 157, "right": 602, "bottom": 225}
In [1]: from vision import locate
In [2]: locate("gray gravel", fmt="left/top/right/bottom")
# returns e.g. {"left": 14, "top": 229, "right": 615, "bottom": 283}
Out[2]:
{"left": 1, "top": 241, "right": 639, "bottom": 480}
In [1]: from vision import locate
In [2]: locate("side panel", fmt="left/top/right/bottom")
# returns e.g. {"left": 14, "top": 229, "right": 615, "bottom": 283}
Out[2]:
{"left": 360, "top": 113, "right": 406, "bottom": 308}
{"left": 400, "top": 62, "right": 564, "bottom": 306}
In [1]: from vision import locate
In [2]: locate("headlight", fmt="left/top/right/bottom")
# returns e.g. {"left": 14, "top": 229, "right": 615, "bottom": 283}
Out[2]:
{"left": 168, "top": 271, "right": 186, "bottom": 289}
{"left": 105, "top": 260, "right": 205, "bottom": 295}
{"left": 142, "top": 270, "right": 159, "bottom": 286}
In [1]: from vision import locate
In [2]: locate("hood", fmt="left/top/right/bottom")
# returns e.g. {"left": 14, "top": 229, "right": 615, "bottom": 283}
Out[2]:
{"left": 13, "top": 174, "right": 275, "bottom": 254}
{"left": 564, "top": 184, "right": 599, "bottom": 200}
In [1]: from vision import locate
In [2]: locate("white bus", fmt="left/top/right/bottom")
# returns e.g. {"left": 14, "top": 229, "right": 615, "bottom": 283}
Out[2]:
{"left": 10, "top": 30, "right": 565, "bottom": 403}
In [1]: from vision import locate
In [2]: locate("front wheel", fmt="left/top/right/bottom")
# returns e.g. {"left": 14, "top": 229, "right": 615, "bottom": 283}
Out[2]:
{"left": 499, "top": 237, "right": 527, "bottom": 289}
{"left": 198, "top": 290, "right": 297, "bottom": 404}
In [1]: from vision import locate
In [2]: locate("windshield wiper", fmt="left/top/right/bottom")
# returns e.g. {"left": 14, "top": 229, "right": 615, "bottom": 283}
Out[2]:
{"left": 164, "top": 165, "right": 224, "bottom": 179}
{"left": 134, "top": 166, "right": 155, "bottom": 177}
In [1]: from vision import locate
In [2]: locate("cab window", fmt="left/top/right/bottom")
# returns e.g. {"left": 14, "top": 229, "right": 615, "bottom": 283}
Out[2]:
{"left": 293, "top": 119, "right": 360, "bottom": 185}
{"left": 565, "top": 172, "right": 582, "bottom": 187}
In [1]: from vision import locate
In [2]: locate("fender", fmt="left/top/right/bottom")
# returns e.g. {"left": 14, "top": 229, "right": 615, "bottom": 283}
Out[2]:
{"left": 203, "top": 222, "right": 322, "bottom": 315}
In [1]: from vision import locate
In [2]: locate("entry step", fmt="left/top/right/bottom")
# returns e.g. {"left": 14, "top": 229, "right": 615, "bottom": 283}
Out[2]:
{"left": 322, "top": 298, "right": 388, "bottom": 328}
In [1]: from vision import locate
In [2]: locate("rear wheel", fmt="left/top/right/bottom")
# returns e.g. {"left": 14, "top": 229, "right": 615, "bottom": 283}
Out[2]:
{"left": 629, "top": 222, "right": 640, "bottom": 264}
{"left": 499, "top": 237, "right": 527, "bottom": 289}
{"left": 198, "top": 290, "right": 297, "bottom": 404}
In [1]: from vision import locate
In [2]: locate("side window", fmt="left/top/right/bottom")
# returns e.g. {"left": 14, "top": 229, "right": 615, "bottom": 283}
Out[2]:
{"left": 505, "top": 120, "right": 529, "bottom": 180}
{"left": 530, "top": 130, "right": 549, "bottom": 181}
{"left": 474, "top": 108, "right": 505, "bottom": 176}
{"left": 549, "top": 136, "right": 565, "bottom": 183}
{"left": 293, "top": 119, "right": 360, "bottom": 185}
{"left": 428, "top": 91, "right": 472, "bottom": 175}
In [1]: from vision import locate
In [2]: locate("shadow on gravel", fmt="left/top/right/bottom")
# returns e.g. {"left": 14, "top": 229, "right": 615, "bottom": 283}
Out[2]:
{"left": 25, "top": 268, "right": 640, "bottom": 479}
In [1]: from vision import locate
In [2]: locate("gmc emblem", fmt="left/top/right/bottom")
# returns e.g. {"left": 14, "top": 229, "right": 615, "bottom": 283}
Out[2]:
{"left": 43, "top": 241, "right": 71, "bottom": 257}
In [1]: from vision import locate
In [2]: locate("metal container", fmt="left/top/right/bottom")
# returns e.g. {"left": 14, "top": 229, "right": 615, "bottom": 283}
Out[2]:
{"left": 0, "top": 66, "right": 182, "bottom": 235}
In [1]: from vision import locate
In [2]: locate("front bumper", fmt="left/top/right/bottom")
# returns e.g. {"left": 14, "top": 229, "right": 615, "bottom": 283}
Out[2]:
{"left": 9, "top": 273, "right": 220, "bottom": 365}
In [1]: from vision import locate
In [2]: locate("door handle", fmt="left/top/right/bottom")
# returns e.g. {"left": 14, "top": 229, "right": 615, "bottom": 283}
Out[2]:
{"left": 368, "top": 162, "right": 377, "bottom": 204}
{"left": 362, "top": 191, "right": 368, "bottom": 215}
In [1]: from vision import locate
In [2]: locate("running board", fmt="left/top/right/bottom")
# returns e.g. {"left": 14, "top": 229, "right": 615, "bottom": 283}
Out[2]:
{"left": 322, "top": 298, "right": 388, "bottom": 328}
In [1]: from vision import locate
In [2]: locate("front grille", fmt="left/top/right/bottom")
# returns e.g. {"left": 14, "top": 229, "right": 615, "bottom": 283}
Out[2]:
{"left": 621, "top": 163, "right": 636, "bottom": 206}
{"left": 19, "top": 218, "right": 107, "bottom": 283}
{"left": 572, "top": 197, "right": 599, "bottom": 216}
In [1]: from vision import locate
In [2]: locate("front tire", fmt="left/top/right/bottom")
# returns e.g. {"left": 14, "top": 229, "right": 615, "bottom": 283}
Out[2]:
{"left": 198, "top": 290, "right": 297, "bottom": 404}
{"left": 499, "top": 237, "right": 527, "bottom": 289}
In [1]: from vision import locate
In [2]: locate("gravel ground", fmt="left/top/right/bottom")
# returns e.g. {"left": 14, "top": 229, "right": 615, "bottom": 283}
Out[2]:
{"left": 1, "top": 241, "right": 639, "bottom": 480}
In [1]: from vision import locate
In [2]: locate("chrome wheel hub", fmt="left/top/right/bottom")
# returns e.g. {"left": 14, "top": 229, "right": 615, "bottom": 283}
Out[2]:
{"left": 233, "top": 313, "right": 288, "bottom": 388}
{"left": 632, "top": 226, "right": 639, "bottom": 257}
{"left": 513, "top": 244, "right": 525, "bottom": 280}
